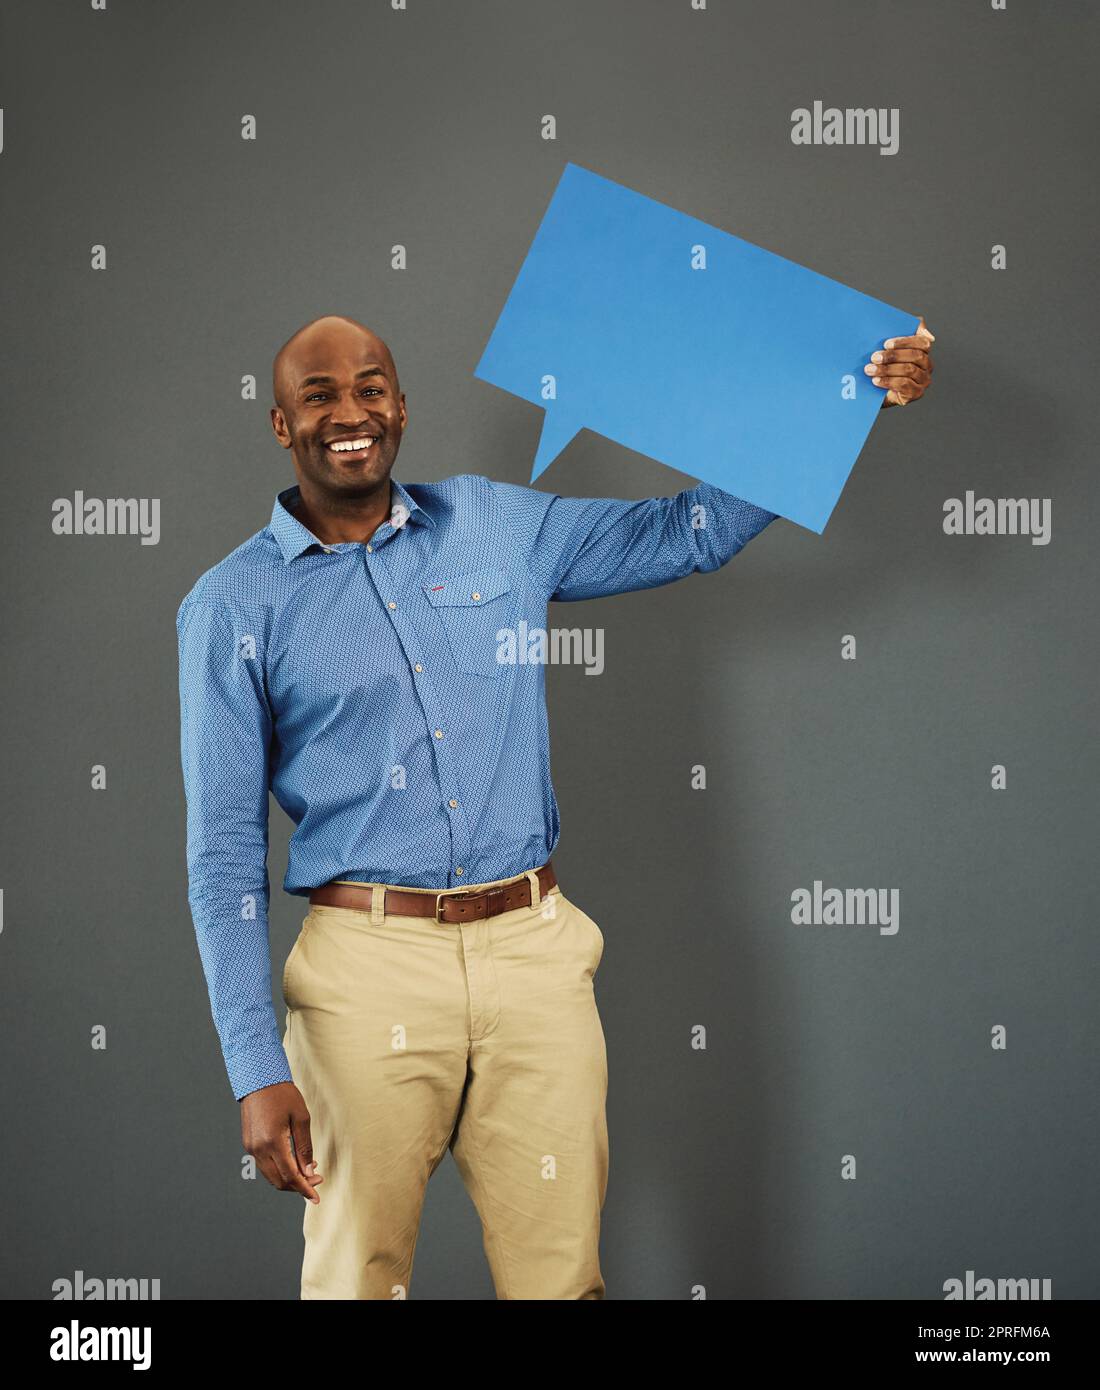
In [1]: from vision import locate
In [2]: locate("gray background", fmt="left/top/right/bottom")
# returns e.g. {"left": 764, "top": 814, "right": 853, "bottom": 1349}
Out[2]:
{"left": 1, "top": 0, "right": 1096, "bottom": 1300}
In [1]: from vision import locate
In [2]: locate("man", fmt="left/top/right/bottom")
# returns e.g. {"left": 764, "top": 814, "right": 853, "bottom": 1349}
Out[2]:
{"left": 177, "top": 313, "right": 934, "bottom": 1300}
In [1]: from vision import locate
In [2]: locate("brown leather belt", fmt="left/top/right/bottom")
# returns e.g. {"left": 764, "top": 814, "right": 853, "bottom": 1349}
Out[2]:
{"left": 308, "top": 861, "right": 557, "bottom": 924}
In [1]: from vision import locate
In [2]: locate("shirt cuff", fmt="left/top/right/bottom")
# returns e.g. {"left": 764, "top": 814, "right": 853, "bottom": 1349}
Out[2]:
{"left": 225, "top": 1039, "right": 295, "bottom": 1103}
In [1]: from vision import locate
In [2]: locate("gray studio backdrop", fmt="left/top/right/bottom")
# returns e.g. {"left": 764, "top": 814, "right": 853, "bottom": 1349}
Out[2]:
{"left": 1, "top": 0, "right": 1097, "bottom": 1300}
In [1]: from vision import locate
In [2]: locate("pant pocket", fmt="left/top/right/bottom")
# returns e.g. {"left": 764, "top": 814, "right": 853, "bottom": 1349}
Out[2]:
{"left": 282, "top": 911, "right": 314, "bottom": 1005}
{"left": 563, "top": 896, "right": 604, "bottom": 973}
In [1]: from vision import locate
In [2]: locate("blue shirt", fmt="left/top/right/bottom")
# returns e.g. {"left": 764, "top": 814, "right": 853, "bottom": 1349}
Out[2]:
{"left": 176, "top": 473, "right": 776, "bottom": 1099}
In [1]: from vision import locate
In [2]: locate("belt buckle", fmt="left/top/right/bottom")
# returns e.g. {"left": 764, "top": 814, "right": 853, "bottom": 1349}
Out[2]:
{"left": 435, "top": 889, "right": 472, "bottom": 924}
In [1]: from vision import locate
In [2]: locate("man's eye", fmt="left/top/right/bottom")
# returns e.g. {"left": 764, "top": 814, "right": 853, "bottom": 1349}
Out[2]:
{"left": 304, "top": 388, "right": 381, "bottom": 402}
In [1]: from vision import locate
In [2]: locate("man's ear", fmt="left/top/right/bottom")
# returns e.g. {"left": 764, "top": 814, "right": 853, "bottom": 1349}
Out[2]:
{"left": 271, "top": 407, "right": 292, "bottom": 447}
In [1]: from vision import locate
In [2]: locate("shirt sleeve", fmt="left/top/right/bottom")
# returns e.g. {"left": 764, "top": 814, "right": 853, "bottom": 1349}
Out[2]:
{"left": 507, "top": 479, "right": 778, "bottom": 602}
{"left": 176, "top": 599, "right": 293, "bottom": 1102}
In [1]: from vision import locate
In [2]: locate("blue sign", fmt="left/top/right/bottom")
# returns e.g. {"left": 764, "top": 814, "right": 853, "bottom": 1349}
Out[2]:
{"left": 475, "top": 162, "right": 919, "bottom": 533}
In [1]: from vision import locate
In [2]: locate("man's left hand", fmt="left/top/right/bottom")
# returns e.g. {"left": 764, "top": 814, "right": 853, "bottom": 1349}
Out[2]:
{"left": 866, "top": 316, "right": 935, "bottom": 407}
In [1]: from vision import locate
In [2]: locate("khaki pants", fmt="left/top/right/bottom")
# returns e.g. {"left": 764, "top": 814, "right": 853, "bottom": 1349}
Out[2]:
{"left": 281, "top": 868, "right": 609, "bottom": 1300}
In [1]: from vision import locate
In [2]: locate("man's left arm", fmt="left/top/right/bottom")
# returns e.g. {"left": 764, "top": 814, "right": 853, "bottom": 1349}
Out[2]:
{"left": 516, "top": 482, "right": 779, "bottom": 604}
{"left": 493, "top": 317, "right": 935, "bottom": 602}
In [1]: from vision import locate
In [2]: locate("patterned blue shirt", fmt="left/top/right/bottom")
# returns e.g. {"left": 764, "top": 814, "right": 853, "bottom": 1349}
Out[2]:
{"left": 176, "top": 474, "right": 776, "bottom": 1099}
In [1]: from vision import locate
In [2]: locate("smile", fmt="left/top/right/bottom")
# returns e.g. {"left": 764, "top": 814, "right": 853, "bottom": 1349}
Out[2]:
{"left": 327, "top": 435, "right": 379, "bottom": 455}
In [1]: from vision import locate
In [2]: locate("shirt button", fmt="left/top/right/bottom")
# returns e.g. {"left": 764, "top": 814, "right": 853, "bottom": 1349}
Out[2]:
{"left": 434, "top": 729, "right": 444, "bottom": 739}
{"left": 455, "top": 867, "right": 464, "bottom": 876}
{"left": 471, "top": 591, "right": 481, "bottom": 601}
{"left": 448, "top": 799, "right": 457, "bottom": 809}
{"left": 366, "top": 544, "right": 373, "bottom": 553}
{"left": 414, "top": 663, "right": 423, "bottom": 673}
{"left": 387, "top": 601, "right": 397, "bottom": 610}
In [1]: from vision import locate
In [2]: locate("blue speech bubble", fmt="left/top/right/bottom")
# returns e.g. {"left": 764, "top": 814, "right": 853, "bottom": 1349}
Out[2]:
{"left": 474, "top": 162, "right": 919, "bottom": 533}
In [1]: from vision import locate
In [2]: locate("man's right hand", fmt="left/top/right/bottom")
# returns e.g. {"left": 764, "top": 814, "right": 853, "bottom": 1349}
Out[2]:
{"left": 240, "top": 1081, "right": 323, "bottom": 1203}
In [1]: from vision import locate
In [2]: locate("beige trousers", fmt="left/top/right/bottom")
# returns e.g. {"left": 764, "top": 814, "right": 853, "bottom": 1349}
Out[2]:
{"left": 281, "top": 868, "right": 609, "bottom": 1300}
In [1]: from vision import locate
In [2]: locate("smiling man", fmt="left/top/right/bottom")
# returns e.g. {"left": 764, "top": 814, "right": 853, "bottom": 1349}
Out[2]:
{"left": 176, "top": 312, "right": 934, "bottom": 1301}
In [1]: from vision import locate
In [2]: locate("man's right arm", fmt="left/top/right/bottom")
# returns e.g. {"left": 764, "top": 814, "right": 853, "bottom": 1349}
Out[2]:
{"left": 176, "top": 598, "right": 293, "bottom": 1102}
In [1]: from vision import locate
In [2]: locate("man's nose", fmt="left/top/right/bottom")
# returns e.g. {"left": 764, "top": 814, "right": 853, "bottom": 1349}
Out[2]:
{"left": 330, "top": 392, "right": 374, "bottom": 424}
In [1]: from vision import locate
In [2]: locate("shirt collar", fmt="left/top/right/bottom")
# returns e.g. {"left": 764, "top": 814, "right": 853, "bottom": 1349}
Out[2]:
{"left": 269, "top": 477, "right": 433, "bottom": 564}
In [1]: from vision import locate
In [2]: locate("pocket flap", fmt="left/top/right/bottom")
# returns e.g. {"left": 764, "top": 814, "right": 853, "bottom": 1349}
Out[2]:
{"left": 422, "top": 570, "right": 511, "bottom": 607}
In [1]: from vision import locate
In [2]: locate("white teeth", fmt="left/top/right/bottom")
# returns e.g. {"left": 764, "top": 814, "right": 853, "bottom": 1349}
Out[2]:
{"left": 328, "top": 436, "right": 377, "bottom": 452}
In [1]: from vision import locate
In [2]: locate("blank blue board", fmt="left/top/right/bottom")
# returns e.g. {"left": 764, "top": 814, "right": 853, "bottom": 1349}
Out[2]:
{"left": 474, "top": 162, "right": 919, "bottom": 534}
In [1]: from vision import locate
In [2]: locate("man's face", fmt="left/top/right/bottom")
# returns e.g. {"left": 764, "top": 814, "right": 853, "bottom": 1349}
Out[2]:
{"left": 271, "top": 326, "right": 406, "bottom": 499}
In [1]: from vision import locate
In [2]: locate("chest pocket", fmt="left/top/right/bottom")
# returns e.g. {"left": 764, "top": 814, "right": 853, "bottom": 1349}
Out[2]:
{"left": 422, "top": 569, "right": 513, "bottom": 677}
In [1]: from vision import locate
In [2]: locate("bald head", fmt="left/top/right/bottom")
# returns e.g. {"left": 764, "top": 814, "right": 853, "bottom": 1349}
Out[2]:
{"left": 269, "top": 313, "right": 407, "bottom": 502}
{"left": 272, "top": 315, "right": 399, "bottom": 411}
